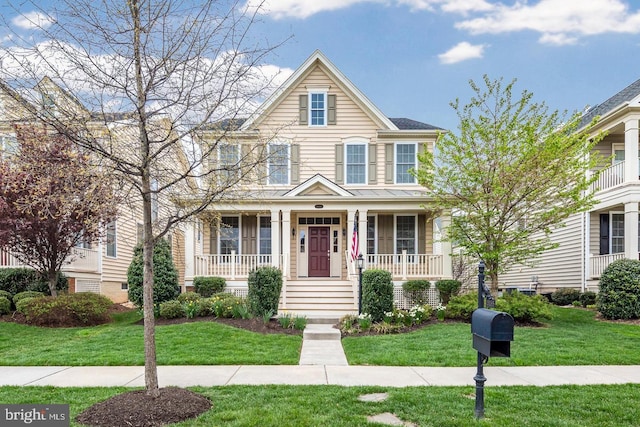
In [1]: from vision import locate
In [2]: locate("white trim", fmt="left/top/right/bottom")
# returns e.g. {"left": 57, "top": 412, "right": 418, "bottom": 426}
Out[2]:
{"left": 394, "top": 142, "right": 418, "bottom": 184}
{"left": 106, "top": 220, "right": 117, "bottom": 258}
{"left": 344, "top": 139, "right": 368, "bottom": 185}
{"left": 283, "top": 173, "right": 353, "bottom": 197}
{"left": 367, "top": 214, "right": 377, "bottom": 255}
{"left": 258, "top": 215, "right": 272, "bottom": 256}
{"left": 308, "top": 90, "right": 327, "bottom": 127}
{"left": 610, "top": 211, "right": 624, "bottom": 254}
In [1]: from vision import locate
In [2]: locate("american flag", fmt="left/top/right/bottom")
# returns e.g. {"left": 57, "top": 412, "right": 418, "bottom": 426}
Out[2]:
{"left": 350, "top": 222, "right": 360, "bottom": 261}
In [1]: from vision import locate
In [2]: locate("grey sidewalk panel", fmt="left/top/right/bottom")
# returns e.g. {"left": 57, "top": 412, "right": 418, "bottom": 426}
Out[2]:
{"left": 227, "top": 365, "right": 327, "bottom": 385}
{"left": 326, "top": 366, "right": 428, "bottom": 387}
{"left": 0, "top": 367, "right": 71, "bottom": 386}
{"left": 299, "top": 340, "right": 348, "bottom": 366}
{"left": 125, "top": 365, "right": 241, "bottom": 387}
{"left": 28, "top": 366, "right": 144, "bottom": 387}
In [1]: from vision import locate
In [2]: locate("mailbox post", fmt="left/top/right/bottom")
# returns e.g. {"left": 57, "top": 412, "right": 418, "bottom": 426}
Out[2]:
{"left": 472, "top": 261, "right": 514, "bottom": 419}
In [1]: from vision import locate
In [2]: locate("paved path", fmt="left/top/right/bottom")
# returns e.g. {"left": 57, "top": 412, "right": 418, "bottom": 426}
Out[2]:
{"left": 1, "top": 365, "right": 640, "bottom": 388}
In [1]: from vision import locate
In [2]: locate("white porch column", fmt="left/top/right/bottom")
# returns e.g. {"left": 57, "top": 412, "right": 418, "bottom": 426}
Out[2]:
{"left": 271, "top": 209, "right": 280, "bottom": 268}
{"left": 624, "top": 117, "right": 639, "bottom": 183}
{"left": 624, "top": 202, "right": 639, "bottom": 260}
{"left": 282, "top": 209, "right": 291, "bottom": 279}
{"left": 439, "top": 213, "right": 453, "bottom": 279}
{"left": 358, "top": 209, "right": 368, "bottom": 260}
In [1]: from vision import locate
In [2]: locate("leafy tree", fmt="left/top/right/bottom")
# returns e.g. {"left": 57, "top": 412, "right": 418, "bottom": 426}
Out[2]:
{"left": 127, "top": 239, "right": 180, "bottom": 310}
{"left": 0, "top": 126, "right": 117, "bottom": 296}
{"left": 0, "top": 0, "right": 283, "bottom": 397}
{"left": 417, "top": 76, "right": 604, "bottom": 293}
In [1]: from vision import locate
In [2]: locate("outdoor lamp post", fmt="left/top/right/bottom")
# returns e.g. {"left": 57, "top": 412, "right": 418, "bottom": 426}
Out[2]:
{"left": 357, "top": 254, "right": 364, "bottom": 314}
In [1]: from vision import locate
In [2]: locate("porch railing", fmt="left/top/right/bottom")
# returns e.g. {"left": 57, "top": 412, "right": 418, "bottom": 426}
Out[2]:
{"left": 0, "top": 246, "right": 100, "bottom": 273}
{"left": 194, "top": 251, "right": 285, "bottom": 279}
{"left": 591, "top": 161, "right": 624, "bottom": 193}
{"left": 345, "top": 251, "right": 444, "bottom": 281}
{"left": 590, "top": 253, "right": 626, "bottom": 278}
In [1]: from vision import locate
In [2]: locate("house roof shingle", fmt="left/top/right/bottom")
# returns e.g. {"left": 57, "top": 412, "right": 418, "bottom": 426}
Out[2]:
{"left": 580, "top": 78, "right": 640, "bottom": 128}
{"left": 389, "top": 117, "right": 443, "bottom": 131}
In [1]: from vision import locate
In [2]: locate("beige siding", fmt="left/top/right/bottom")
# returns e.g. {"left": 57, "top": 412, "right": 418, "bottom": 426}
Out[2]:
{"left": 500, "top": 214, "right": 584, "bottom": 291}
{"left": 101, "top": 281, "right": 129, "bottom": 303}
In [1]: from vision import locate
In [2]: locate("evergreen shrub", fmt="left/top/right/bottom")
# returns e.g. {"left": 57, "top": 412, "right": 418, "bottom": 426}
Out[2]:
{"left": 193, "top": 276, "right": 225, "bottom": 297}
{"left": 247, "top": 266, "right": 282, "bottom": 317}
{"left": 127, "top": 239, "right": 180, "bottom": 310}
{"left": 361, "top": 269, "right": 393, "bottom": 322}
{"left": 598, "top": 259, "right": 640, "bottom": 320}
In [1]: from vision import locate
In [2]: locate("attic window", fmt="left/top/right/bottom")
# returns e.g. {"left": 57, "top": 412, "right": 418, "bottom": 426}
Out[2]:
{"left": 310, "top": 92, "right": 326, "bottom": 126}
{"left": 299, "top": 92, "right": 336, "bottom": 126}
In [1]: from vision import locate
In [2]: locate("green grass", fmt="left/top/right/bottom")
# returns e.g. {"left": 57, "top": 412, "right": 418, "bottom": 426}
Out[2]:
{"left": 1, "top": 384, "right": 639, "bottom": 426}
{"left": 3, "top": 306, "right": 640, "bottom": 367}
{"left": 342, "top": 306, "right": 640, "bottom": 366}
{"left": 0, "top": 314, "right": 302, "bottom": 366}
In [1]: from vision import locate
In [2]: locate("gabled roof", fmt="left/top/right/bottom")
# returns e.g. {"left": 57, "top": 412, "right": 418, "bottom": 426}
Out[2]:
{"left": 241, "top": 50, "right": 398, "bottom": 131}
{"left": 580, "top": 78, "right": 640, "bottom": 128}
{"left": 283, "top": 174, "right": 353, "bottom": 197}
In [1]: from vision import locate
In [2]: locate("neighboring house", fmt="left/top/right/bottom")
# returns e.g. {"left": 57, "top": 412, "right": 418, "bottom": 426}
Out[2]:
{"left": 183, "top": 50, "right": 452, "bottom": 316}
{"left": 501, "top": 78, "right": 640, "bottom": 293}
{"left": 0, "top": 78, "right": 186, "bottom": 303}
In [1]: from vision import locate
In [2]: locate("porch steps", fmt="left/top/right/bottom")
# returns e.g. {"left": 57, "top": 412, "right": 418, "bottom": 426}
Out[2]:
{"left": 279, "top": 280, "right": 356, "bottom": 318}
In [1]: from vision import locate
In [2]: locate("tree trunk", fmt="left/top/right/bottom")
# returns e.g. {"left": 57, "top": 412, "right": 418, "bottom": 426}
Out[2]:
{"left": 48, "top": 270, "right": 58, "bottom": 297}
{"left": 142, "top": 231, "right": 159, "bottom": 397}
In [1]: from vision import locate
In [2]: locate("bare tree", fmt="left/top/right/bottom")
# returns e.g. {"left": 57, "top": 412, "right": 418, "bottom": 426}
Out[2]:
{"left": 0, "top": 0, "right": 285, "bottom": 397}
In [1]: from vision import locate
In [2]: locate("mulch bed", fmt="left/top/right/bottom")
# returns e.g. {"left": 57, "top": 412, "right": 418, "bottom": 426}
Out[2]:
{"left": 75, "top": 387, "right": 211, "bottom": 427}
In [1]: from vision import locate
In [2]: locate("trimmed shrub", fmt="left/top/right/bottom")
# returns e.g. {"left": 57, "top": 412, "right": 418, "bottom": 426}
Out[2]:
{"left": 0, "top": 296, "right": 10, "bottom": 315}
{"left": 197, "top": 298, "right": 215, "bottom": 317}
{"left": 193, "top": 276, "right": 225, "bottom": 297}
{"left": 446, "top": 292, "right": 477, "bottom": 321}
{"left": 177, "top": 292, "right": 201, "bottom": 304}
{"left": 20, "top": 293, "right": 113, "bottom": 326}
{"left": 13, "top": 291, "right": 44, "bottom": 305}
{"left": 247, "top": 266, "right": 283, "bottom": 318}
{"left": 495, "top": 292, "right": 553, "bottom": 323}
{"left": 598, "top": 259, "right": 640, "bottom": 319}
{"left": 15, "top": 297, "right": 36, "bottom": 314}
{"left": 158, "top": 300, "right": 184, "bottom": 319}
{"left": 436, "top": 279, "right": 462, "bottom": 304}
{"left": 551, "top": 288, "right": 581, "bottom": 306}
{"left": 0, "top": 290, "right": 12, "bottom": 308}
{"left": 402, "top": 280, "right": 431, "bottom": 305}
{"left": 127, "top": 239, "right": 181, "bottom": 310}
{"left": 579, "top": 291, "right": 597, "bottom": 307}
{"left": 0, "top": 268, "right": 67, "bottom": 296}
{"left": 361, "top": 269, "right": 393, "bottom": 323}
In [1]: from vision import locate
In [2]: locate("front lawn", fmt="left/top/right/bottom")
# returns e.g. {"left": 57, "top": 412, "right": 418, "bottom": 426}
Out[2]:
{"left": 1, "top": 384, "right": 639, "bottom": 426}
{"left": 0, "top": 312, "right": 302, "bottom": 366}
{"left": 342, "top": 306, "right": 640, "bottom": 366}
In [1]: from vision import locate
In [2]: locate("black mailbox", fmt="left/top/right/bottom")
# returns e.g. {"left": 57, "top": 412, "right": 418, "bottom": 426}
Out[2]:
{"left": 471, "top": 308, "right": 514, "bottom": 357}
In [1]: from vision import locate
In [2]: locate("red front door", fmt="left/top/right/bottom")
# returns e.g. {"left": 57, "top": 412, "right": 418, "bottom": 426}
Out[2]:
{"left": 308, "top": 227, "right": 330, "bottom": 277}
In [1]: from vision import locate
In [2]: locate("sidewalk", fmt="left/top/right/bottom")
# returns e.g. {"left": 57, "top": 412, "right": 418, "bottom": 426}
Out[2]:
{"left": 1, "top": 365, "right": 640, "bottom": 388}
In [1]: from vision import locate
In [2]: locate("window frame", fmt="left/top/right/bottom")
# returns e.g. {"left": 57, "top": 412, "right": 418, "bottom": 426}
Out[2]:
{"left": 309, "top": 91, "right": 327, "bottom": 127}
{"left": 258, "top": 215, "right": 272, "bottom": 256}
{"left": 610, "top": 212, "right": 625, "bottom": 254}
{"left": 345, "top": 142, "right": 368, "bottom": 185}
{"left": 219, "top": 215, "right": 241, "bottom": 255}
{"left": 395, "top": 142, "right": 418, "bottom": 184}
{"left": 218, "top": 143, "right": 240, "bottom": 182}
{"left": 106, "top": 220, "right": 117, "bottom": 258}
{"left": 267, "top": 142, "right": 290, "bottom": 185}
{"left": 394, "top": 214, "right": 417, "bottom": 256}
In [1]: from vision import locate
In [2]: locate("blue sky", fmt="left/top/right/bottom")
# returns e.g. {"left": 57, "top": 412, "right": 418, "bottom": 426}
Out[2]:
{"left": 4, "top": 0, "right": 640, "bottom": 131}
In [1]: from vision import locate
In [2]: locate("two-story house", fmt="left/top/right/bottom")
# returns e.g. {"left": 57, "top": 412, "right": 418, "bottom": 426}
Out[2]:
{"left": 501, "top": 78, "right": 640, "bottom": 293}
{"left": 183, "top": 50, "right": 452, "bottom": 316}
{"left": 0, "top": 77, "right": 187, "bottom": 303}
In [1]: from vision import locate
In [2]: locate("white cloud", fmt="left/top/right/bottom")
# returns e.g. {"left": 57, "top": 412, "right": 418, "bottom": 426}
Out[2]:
{"left": 539, "top": 33, "right": 578, "bottom": 46}
{"left": 455, "top": 0, "right": 640, "bottom": 40}
{"left": 244, "top": 0, "right": 382, "bottom": 19}
{"left": 439, "top": 0, "right": 495, "bottom": 14}
{"left": 12, "top": 11, "right": 54, "bottom": 30}
{"left": 438, "top": 41, "right": 486, "bottom": 64}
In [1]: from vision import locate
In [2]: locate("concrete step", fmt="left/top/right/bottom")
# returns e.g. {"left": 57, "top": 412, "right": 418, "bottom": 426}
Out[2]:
{"left": 303, "top": 324, "right": 341, "bottom": 341}
{"left": 299, "top": 340, "right": 348, "bottom": 365}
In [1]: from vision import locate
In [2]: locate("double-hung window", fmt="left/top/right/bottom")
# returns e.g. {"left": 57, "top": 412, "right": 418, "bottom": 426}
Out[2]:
{"left": 219, "top": 216, "right": 240, "bottom": 255}
{"left": 219, "top": 144, "right": 239, "bottom": 182}
{"left": 106, "top": 221, "right": 117, "bottom": 258}
{"left": 310, "top": 92, "right": 326, "bottom": 126}
{"left": 396, "top": 215, "right": 416, "bottom": 260}
{"left": 396, "top": 143, "right": 417, "bottom": 184}
{"left": 346, "top": 143, "right": 366, "bottom": 184}
{"left": 268, "top": 143, "right": 290, "bottom": 185}
{"left": 259, "top": 216, "right": 272, "bottom": 258}
{"left": 611, "top": 213, "right": 625, "bottom": 254}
